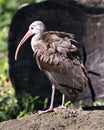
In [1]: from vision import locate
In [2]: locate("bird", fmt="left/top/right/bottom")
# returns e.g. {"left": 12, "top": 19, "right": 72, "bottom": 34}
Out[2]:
{"left": 15, "top": 20, "right": 88, "bottom": 114}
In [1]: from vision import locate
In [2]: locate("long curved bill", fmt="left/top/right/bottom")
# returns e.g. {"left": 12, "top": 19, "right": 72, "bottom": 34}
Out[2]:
{"left": 15, "top": 30, "right": 33, "bottom": 60}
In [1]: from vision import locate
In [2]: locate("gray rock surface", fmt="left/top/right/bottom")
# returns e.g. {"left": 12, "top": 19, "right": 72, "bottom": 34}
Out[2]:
{"left": 0, "top": 109, "right": 104, "bottom": 130}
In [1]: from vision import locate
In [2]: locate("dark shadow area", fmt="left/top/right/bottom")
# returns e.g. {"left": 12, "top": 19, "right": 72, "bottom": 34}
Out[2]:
{"left": 83, "top": 106, "right": 104, "bottom": 110}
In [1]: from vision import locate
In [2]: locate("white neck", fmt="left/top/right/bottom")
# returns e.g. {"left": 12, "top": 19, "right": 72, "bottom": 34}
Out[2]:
{"left": 31, "top": 33, "right": 42, "bottom": 51}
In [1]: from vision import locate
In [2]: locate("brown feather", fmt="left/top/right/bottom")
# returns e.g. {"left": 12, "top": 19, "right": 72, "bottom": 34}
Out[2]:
{"left": 33, "top": 31, "right": 88, "bottom": 101}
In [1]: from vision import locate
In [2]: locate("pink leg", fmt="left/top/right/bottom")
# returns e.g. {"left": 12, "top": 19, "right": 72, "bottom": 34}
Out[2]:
{"left": 38, "top": 84, "right": 55, "bottom": 115}
{"left": 54, "top": 94, "right": 66, "bottom": 111}
{"left": 62, "top": 94, "right": 65, "bottom": 107}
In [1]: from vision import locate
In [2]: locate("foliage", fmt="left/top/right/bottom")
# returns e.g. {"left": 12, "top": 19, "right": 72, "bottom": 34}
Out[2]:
{"left": 93, "top": 100, "right": 104, "bottom": 106}
{"left": 65, "top": 101, "right": 74, "bottom": 108}
{"left": 0, "top": 91, "right": 49, "bottom": 121}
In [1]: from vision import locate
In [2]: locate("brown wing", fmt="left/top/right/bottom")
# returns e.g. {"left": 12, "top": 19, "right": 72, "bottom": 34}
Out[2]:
{"left": 33, "top": 31, "right": 87, "bottom": 96}
{"left": 34, "top": 31, "right": 80, "bottom": 72}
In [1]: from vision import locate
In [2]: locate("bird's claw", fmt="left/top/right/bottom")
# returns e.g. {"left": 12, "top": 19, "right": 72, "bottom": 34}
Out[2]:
{"left": 38, "top": 109, "right": 54, "bottom": 115}
{"left": 54, "top": 105, "right": 66, "bottom": 112}
{"left": 38, "top": 105, "right": 66, "bottom": 114}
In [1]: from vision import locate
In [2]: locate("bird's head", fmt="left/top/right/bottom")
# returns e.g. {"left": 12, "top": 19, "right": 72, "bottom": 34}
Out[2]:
{"left": 29, "top": 21, "right": 46, "bottom": 35}
{"left": 15, "top": 20, "right": 46, "bottom": 60}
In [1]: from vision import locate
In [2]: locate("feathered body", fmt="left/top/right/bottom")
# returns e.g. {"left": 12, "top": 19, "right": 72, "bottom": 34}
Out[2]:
{"left": 33, "top": 31, "right": 87, "bottom": 102}
{"left": 15, "top": 21, "right": 88, "bottom": 114}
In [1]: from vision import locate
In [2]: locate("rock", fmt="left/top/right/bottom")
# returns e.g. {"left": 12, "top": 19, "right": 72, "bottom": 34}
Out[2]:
{"left": 48, "top": 0, "right": 104, "bottom": 8}
{"left": 0, "top": 108, "right": 104, "bottom": 130}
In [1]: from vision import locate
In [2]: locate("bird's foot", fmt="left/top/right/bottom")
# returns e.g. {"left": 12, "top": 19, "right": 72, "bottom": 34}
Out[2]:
{"left": 38, "top": 109, "right": 54, "bottom": 115}
{"left": 38, "top": 105, "right": 66, "bottom": 114}
{"left": 54, "top": 105, "right": 66, "bottom": 112}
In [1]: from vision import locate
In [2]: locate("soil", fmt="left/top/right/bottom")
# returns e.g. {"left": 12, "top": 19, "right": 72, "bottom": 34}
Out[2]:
{"left": 0, "top": 108, "right": 104, "bottom": 130}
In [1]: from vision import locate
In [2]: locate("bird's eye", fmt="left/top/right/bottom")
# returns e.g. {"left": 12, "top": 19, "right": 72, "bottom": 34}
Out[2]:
{"left": 31, "top": 26, "right": 34, "bottom": 29}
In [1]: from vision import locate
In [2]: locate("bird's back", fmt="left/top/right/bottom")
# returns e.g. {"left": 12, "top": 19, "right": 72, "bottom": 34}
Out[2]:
{"left": 34, "top": 31, "right": 88, "bottom": 101}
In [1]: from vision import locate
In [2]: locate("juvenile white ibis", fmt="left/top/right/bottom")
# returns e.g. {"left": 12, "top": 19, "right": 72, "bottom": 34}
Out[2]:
{"left": 15, "top": 21, "right": 88, "bottom": 114}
